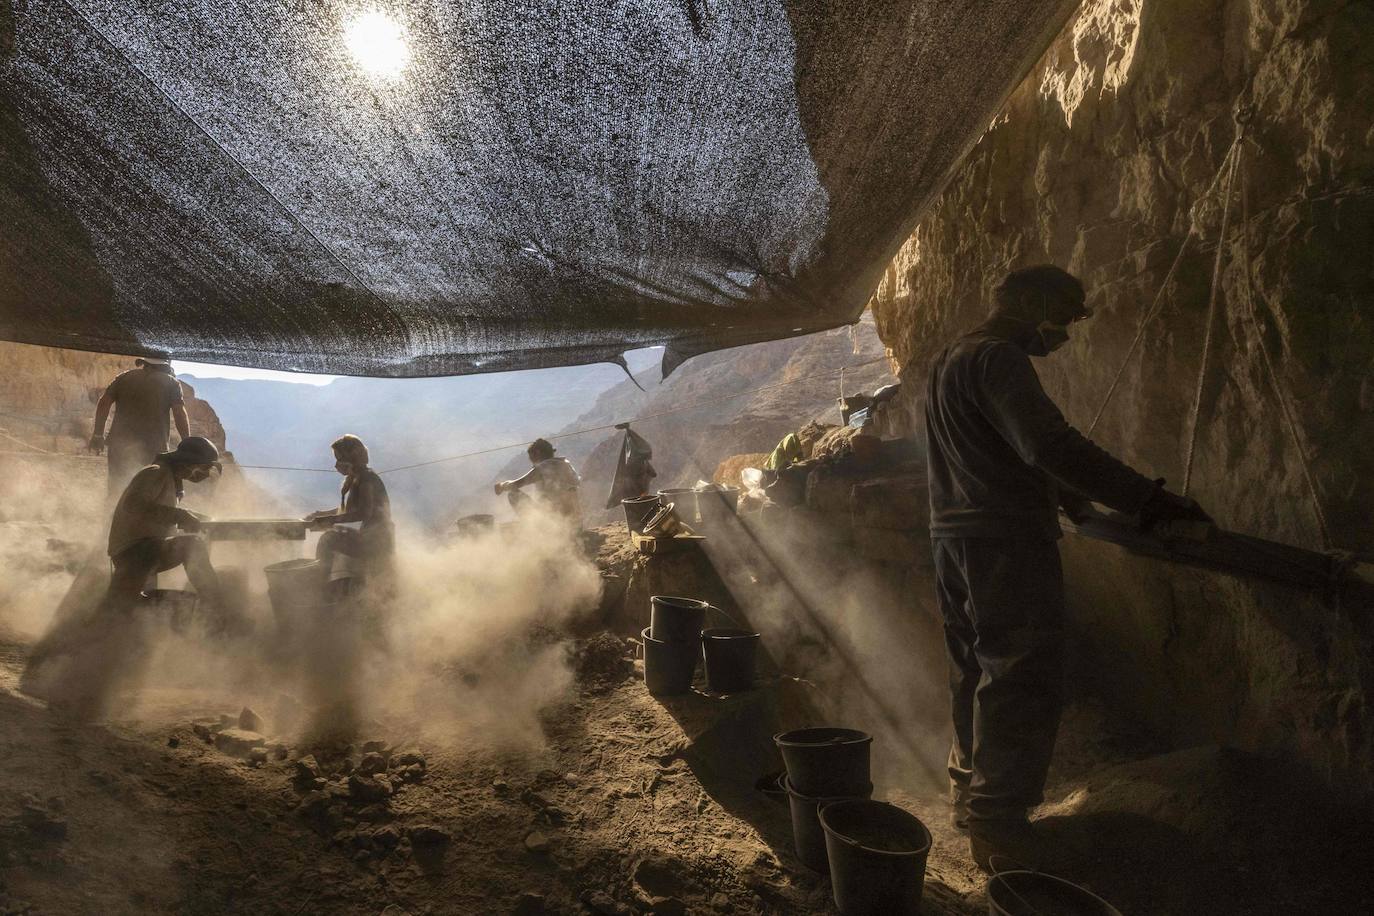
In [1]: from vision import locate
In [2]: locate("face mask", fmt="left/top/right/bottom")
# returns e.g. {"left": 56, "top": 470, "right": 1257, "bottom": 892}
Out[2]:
{"left": 1036, "top": 321, "right": 1071, "bottom": 353}
{"left": 335, "top": 460, "right": 353, "bottom": 477}
{"left": 187, "top": 467, "right": 210, "bottom": 483}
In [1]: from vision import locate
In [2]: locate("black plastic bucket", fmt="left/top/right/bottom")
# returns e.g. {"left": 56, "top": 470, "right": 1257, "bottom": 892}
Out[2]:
{"left": 702, "top": 627, "right": 759, "bottom": 693}
{"left": 774, "top": 727, "right": 873, "bottom": 797}
{"left": 986, "top": 868, "right": 1124, "bottom": 916}
{"left": 657, "top": 488, "right": 699, "bottom": 523}
{"left": 649, "top": 595, "right": 709, "bottom": 643}
{"left": 641, "top": 627, "right": 698, "bottom": 695}
{"left": 696, "top": 486, "right": 740, "bottom": 526}
{"left": 820, "top": 799, "right": 932, "bottom": 916}
{"left": 785, "top": 777, "right": 873, "bottom": 872}
{"left": 621, "top": 495, "right": 662, "bottom": 534}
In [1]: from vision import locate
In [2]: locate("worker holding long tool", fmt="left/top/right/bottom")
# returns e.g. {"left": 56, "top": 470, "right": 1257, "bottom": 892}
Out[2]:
{"left": 89, "top": 355, "right": 191, "bottom": 495}
{"left": 925, "top": 264, "right": 1211, "bottom": 871}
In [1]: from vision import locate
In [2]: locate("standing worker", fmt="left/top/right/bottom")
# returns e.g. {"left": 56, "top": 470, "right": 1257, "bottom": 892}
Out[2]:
{"left": 924, "top": 264, "right": 1210, "bottom": 871}
{"left": 89, "top": 355, "right": 191, "bottom": 495}
{"left": 495, "top": 438, "right": 582, "bottom": 528}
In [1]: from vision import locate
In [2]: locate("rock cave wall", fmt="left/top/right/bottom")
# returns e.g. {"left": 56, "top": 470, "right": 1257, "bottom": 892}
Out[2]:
{"left": 867, "top": 0, "right": 1374, "bottom": 798}
{"left": 0, "top": 340, "right": 227, "bottom": 456}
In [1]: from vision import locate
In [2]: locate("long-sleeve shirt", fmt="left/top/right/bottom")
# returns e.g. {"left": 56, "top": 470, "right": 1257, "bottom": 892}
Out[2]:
{"left": 335, "top": 469, "right": 395, "bottom": 556}
{"left": 925, "top": 326, "right": 1158, "bottom": 540}
{"left": 511, "top": 457, "right": 582, "bottom": 521}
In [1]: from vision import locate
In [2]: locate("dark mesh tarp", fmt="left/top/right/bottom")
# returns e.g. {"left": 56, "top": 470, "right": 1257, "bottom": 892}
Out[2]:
{"left": 1, "top": 0, "right": 1076, "bottom": 377}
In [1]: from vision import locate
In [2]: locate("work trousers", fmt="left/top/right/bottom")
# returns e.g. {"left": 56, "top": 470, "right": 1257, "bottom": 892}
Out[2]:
{"left": 107, "top": 535, "right": 223, "bottom": 614}
{"left": 933, "top": 536, "right": 1065, "bottom": 823}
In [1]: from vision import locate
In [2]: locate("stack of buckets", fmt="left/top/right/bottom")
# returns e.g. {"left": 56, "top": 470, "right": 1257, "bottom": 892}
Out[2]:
{"left": 775, "top": 728, "right": 933, "bottom": 916}
{"left": 641, "top": 596, "right": 760, "bottom": 695}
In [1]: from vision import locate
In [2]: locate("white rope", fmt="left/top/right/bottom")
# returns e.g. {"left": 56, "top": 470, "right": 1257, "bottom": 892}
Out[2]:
{"left": 1234, "top": 134, "right": 1333, "bottom": 548}
{"left": 1085, "top": 232, "right": 1195, "bottom": 436}
{"left": 1182, "top": 139, "right": 1243, "bottom": 495}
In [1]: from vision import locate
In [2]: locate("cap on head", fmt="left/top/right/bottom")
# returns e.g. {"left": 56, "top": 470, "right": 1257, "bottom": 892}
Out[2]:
{"left": 165, "top": 436, "right": 220, "bottom": 467}
{"left": 135, "top": 353, "right": 172, "bottom": 367}
{"left": 993, "top": 265, "right": 1088, "bottom": 324}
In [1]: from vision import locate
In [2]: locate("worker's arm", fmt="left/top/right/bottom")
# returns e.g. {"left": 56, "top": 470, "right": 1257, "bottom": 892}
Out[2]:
{"left": 171, "top": 402, "right": 190, "bottom": 441}
{"left": 976, "top": 343, "right": 1160, "bottom": 515}
{"left": 309, "top": 480, "right": 372, "bottom": 527}
{"left": 89, "top": 390, "right": 113, "bottom": 453}
{"left": 496, "top": 467, "right": 537, "bottom": 495}
{"left": 1058, "top": 487, "right": 1094, "bottom": 523}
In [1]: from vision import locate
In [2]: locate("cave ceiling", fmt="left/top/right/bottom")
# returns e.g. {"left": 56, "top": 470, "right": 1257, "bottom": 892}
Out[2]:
{"left": 0, "top": 0, "right": 1076, "bottom": 377}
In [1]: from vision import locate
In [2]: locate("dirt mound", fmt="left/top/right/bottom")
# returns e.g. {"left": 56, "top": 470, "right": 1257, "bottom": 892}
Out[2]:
{"left": 571, "top": 632, "right": 634, "bottom": 691}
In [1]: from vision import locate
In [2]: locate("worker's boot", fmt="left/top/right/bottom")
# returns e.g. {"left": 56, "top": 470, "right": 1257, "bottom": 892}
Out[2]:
{"left": 950, "top": 792, "right": 970, "bottom": 833}
{"left": 968, "top": 817, "right": 1048, "bottom": 873}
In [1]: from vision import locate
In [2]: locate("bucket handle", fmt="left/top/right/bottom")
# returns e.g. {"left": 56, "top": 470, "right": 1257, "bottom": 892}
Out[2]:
{"left": 703, "top": 604, "right": 745, "bottom": 630}
{"left": 986, "top": 855, "right": 1050, "bottom": 916}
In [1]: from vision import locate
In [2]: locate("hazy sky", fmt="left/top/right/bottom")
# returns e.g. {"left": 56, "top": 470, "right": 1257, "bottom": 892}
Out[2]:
{"left": 175, "top": 346, "right": 665, "bottom": 387}
{"left": 173, "top": 361, "right": 338, "bottom": 385}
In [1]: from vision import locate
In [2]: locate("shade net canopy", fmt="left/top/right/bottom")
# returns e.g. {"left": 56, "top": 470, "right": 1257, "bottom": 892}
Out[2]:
{"left": 1, "top": 0, "right": 1076, "bottom": 377}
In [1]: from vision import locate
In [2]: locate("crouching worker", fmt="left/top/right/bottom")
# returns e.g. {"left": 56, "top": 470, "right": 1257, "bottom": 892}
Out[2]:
{"left": 307, "top": 435, "right": 395, "bottom": 598}
{"left": 104, "top": 436, "right": 238, "bottom": 632}
{"left": 495, "top": 438, "right": 582, "bottom": 528}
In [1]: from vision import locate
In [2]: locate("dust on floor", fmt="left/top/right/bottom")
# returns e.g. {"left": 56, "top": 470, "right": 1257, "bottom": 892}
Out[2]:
{"left": 3, "top": 639, "right": 1372, "bottom": 916}
{"left": 0, "top": 639, "right": 985, "bottom": 916}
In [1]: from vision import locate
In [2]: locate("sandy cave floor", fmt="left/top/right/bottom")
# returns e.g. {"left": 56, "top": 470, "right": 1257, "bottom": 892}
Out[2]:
{"left": 0, "top": 635, "right": 977, "bottom": 916}
{"left": 1, "top": 632, "right": 1372, "bottom": 916}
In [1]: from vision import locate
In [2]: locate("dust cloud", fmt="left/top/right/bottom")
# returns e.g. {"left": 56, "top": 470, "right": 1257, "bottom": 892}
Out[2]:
{"left": 2, "top": 451, "right": 604, "bottom": 755}
{"left": 0, "top": 457, "right": 107, "bottom": 642}
{"left": 697, "top": 510, "right": 952, "bottom": 794}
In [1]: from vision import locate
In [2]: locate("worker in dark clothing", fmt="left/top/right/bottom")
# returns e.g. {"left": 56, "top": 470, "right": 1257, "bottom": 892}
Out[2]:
{"left": 925, "top": 264, "right": 1210, "bottom": 871}
{"left": 89, "top": 356, "right": 191, "bottom": 495}
{"left": 308, "top": 434, "right": 395, "bottom": 597}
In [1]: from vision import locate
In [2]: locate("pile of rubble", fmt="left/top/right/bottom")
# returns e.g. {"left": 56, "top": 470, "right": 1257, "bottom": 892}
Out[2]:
{"left": 289, "top": 741, "right": 437, "bottom": 862}
{"left": 187, "top": 706, "right": 289, "bottom": 766}
{"left": 179, "top": 705, "right": 444, "bottom": 866}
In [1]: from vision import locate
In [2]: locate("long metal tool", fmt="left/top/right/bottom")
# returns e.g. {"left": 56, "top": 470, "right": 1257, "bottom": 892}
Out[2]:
{"left": 1063, "top": 507, "right": 1371, "bottom": 599}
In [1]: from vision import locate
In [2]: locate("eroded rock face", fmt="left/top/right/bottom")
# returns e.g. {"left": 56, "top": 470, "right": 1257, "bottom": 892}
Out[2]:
{"left": 868, "top": 0, "right": 1374, "bottom": 798}
{"left": 0, "top": 340, "right": 227, "bottom": 455}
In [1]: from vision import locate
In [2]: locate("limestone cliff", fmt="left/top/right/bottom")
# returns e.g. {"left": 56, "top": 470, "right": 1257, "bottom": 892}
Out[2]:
{"left": 0, "top": 340, "right": 227, "bottom": 456}
{"left": 867, "top": 0, "right": 1374, "bottom": 798}
{"left": 0, "top": 341, "right": 257, "bottom": 641}
{"left": 496, "top": 323, "right": 896, "bottom": 521}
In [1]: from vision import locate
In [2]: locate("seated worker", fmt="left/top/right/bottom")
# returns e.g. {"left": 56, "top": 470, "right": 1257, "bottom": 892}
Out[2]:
{"left": 495, "top": 438, "right": 582, "bottom": 527}
{"left": 102, "top": 436, "right": 234, "bottom": 630}
{"left": 307, "top": 434, "right": 395, "bottom": 596}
